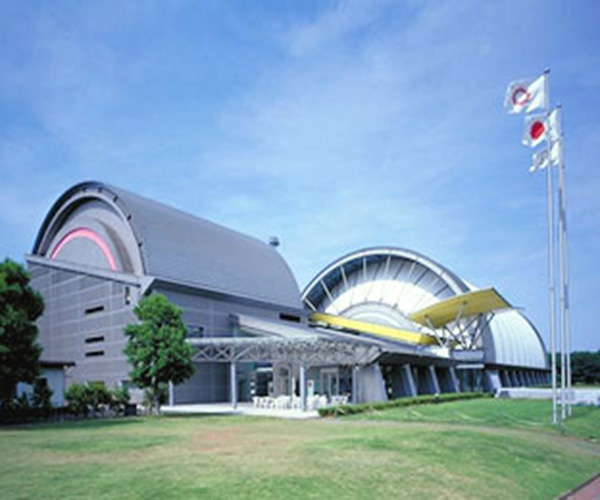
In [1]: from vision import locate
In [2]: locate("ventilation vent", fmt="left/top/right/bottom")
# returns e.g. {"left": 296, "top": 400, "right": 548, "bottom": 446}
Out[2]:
{"left": 85, "top": 305, "right": 105, "bottom": 315}
{"left": 85, "top": 350, "right": 105, "bottom": 358}
{"left": 85, "top": 336, "right": 105, "bottom": 344}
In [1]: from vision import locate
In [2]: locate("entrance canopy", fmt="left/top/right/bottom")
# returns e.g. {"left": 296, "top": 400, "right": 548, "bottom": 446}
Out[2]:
{"left": 189, "top": 313, "right": 454, "bottom": 367}
{"left": 189, "top": 314, "right": 383, "bottom": 366}
{"left": 189, "top": 336, "right": 381, "bottom": 366}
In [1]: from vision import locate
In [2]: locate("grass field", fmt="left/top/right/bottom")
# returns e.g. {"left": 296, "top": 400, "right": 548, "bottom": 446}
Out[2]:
{"left": 0, "top": 399, "right": 598, "bottom": 499}
{"left": 348, "top": 398, "right": 600, "bottom": 440}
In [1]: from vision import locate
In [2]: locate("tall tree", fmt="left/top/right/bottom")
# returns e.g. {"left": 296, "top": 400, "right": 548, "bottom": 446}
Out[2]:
{"left": 124, "top": 294, "right": 194, "bottom": 414}
{"left": 0, "top": 259, "right": 44, "bottom": 406}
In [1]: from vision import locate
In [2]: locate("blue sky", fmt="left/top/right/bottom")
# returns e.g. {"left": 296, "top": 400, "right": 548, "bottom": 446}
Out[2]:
{"left": 1, "top": 1, "right": 599, "bottom": 350}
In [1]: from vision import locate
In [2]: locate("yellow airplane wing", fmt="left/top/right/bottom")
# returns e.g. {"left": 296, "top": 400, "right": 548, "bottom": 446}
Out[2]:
{"left": 409, "top": 288, "right": 511, "bottom": 329}
{"left": 310, "top": 312, "right": 439, "bottom": 346}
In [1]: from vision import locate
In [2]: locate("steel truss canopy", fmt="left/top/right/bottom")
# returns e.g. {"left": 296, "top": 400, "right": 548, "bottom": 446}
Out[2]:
{"left": 409, "top": 288, "right": 512, "bottom": 329}
{"left": 188, "top": 314, "right": 383, "bottom": 366}
{"left": 189, "top": 336, "right": 381, "bottom": 366}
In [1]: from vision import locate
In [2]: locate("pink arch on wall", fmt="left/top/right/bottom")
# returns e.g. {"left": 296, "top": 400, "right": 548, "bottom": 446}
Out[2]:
{"left": 50, "top": 227, "right": 118, "bottom": 271}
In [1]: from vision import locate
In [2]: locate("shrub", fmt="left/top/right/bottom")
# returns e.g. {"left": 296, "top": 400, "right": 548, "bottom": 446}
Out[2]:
{"left": 85, "top": 384, "right": 111, "bottom": 415}
{"left": 108, "top": 386, "right": 130, "bottom": 415}
{"left": 65, "top": 383, "right": 89, "bottom": 417}
{"left": 65, "top": 382, "right": 120, "bottom": 417}
{"left": 32, "top": 378, "right": 53, "bottom": 415}
{"left": 318, "top": 392, "right": 493, "bottom": 417}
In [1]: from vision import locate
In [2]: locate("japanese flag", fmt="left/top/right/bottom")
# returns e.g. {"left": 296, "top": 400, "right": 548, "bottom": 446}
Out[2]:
{"left": 504, "top": 74, "right": 546, "bottom": 114}
{"left": 522, "top": 114, "right": 547, "bottom": 147}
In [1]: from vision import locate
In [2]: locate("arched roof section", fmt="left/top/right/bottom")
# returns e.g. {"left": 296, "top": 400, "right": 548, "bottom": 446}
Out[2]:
{"left": 461, "top": 282, "right": 548, "bottom": 369}
{"left": 302, "top": 247, "right": 469, "bottom": 329}
{"left": 482, "top": 310, "right": 548, "bottom": 369}
{"left": 34, "top": 181, "right": 301, "bottom": 309}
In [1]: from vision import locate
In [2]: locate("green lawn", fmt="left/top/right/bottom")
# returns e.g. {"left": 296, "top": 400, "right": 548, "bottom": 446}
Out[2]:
{"left": 0, "top": 399, "right": 598, "bottom": 499}
{"left": 348, "top": 398, "right": 600, "bottom": 440}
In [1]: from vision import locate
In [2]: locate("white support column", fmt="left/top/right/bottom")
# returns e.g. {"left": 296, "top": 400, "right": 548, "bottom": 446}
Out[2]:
{"left": 428, "top": 365, "right": 441, "bottom": 394}
{"left": 352, "top": 365, "right": 360, "bottom": 404}
{"left": 230, "top": 362, "right": 237, "bottom": 409}
{"left": 449, "top": 367, "right": 460, "bottom": 393}
{"left": 402, "top": 364, "right": 418, "bottom": 396}
{"left": 299, "top": 363, "right": 307, "bottom": 412}
{"left": 168, "top": 381, "right": 174, "bottom": 407}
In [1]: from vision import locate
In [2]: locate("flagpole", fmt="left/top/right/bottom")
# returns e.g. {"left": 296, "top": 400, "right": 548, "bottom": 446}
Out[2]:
{"left": 556, "top": 105, "right": 572, "bottom": 417}
{"left": 556, "top": 107, "right": 567, "bottom": 422}
{"left": 544, "top": 68, "right": 558, "bottom": 425}
{"left": 560, "top": 157, "right": 572, "bottom": 417}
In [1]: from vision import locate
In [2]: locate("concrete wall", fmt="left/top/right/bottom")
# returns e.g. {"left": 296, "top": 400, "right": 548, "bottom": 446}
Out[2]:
{"left": 355, "top": 364, "right": 387, "bottom": 403}
{"left": 16, "top": 366, "right": 67, "bottom": 407}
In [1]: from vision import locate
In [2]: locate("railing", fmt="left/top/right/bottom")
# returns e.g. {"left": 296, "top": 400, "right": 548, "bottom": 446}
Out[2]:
{"left": 252, "top": 394, "right": 350, "bottom": 411}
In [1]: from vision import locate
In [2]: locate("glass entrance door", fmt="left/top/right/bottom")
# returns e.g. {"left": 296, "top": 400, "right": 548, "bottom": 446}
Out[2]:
{"left": 320, "top": 368, "right": 339, "bottom": 398}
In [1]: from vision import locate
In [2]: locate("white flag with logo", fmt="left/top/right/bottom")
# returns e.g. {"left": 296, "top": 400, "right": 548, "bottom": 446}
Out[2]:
{"left": 522, "top": 114, "right": 547, "bottom": 147}
{"left": 529, "top": 149, "right": 549, "bottom": 172}
{"left": 504, "top": 74, "right": 546, "bottom": 114}
{"left": 529, "top": 140, "right": 561, "bottom": 172}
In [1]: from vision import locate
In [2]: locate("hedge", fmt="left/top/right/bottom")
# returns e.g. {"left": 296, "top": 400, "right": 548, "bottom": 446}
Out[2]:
{"left": 318, "top": 392, "right": 493, "bottom": 417}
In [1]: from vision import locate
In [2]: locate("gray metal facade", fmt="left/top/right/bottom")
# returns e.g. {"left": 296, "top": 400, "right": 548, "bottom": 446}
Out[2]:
{"left": 156, "top": 284, "right": 307, "bottom": 404}
{"left": 27, "top": 259, "right": 139, "bottom": 390}
{"left": 27, "top": 181, "right": 306, "bottom": 403}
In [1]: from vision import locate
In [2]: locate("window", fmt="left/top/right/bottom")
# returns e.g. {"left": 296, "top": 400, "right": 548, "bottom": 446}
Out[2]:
{"left": 85, "top": 336, "right": 105, "bottom": 344}
{"left": 85, "top": 305, "right": 105, "bottom": 315}
{"left": 187, "top": 325, "right": 205, "bottom": 338}
{"left": 279, "top": 313, "right": 301, "bottom": 323}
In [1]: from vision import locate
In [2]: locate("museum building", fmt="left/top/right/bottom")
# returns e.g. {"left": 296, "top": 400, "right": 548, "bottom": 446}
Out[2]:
{"left": 27, "top": 181, "right": 549, "bottom": 409}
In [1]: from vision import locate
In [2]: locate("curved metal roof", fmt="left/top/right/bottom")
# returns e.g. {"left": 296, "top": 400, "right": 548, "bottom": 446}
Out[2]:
{"left": 303, "top": 247, "right": 548, "bottom": 369}
{"left": 483, "top": 310, "right": 549, "bottom": 369}
{"left": 302, "top": 247, "right": 469, "bottom": 323}
{"left": 33, "top": 181, "right": 301, "bottom": 309}
{"left": 303, "top": 247, "right": 469, "bottom": 301}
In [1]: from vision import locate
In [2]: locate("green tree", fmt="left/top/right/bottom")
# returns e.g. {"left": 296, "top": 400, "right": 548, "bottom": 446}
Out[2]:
{"left": 0, "top": 259, "right": 44, "bottom": 407}
{"left": 570, "top": 351, "right": 600, "bottom": 385}
{"left": 124, "top": 294, "right": 194, "bottom": 414}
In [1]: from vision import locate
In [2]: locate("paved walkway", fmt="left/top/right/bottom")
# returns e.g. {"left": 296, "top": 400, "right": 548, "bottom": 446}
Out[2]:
{"left": 161, "top": 403, "right": 319, "bottom": 420}
{"left": 498, "top": 388, "right": 600, "bottom": 406}
{"left": 560, "top": 473, "right": 600, "bottom": 499}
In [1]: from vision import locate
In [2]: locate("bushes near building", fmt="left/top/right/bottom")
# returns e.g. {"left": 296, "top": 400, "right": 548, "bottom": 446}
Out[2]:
{"left": 318, "top": 392, "right": 493, "bottom": 417}
{"left": 65, "top": 383, "right": 131, "bottom": 417}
